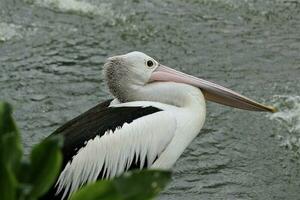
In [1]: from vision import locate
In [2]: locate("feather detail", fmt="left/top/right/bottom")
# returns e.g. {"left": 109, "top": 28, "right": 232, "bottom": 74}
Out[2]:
{"left": 56, "top": 111, "right": 176, "bottom": 199}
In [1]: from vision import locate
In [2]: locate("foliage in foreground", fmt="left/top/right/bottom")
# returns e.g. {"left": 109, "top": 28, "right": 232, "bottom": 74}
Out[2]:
{"left": 0, "top": 101, "right": 171, "bottom": 200}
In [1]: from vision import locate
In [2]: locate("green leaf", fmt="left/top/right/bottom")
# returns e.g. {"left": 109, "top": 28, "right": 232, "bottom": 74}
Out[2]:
{"left": 0, "top": 102, "right": 17, "bottom": 134}
{"left": 0, "top": 102, "right": 22, "bottom": 172}
{"left": 70, "top": 170, "right": 171, "bottom": 200}
{"left": 114, "top": 170, "right": 171, "bottom": 200}
{"left": 69, "top": 180, "right": 121, "bottom": 200}
{"left": 27, "top": 135, "right": 63, "bottom": 198}
{"left": 0, "top": 162, "right": 17, "bottom": 200}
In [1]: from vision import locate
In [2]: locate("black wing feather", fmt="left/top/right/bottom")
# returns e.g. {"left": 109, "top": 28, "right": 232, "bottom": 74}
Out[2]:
{"left": 51, "top": 99, "right": 161, "bottom": 166}
{"left": 41, "top": 99, "right": 162, "bottom": 200}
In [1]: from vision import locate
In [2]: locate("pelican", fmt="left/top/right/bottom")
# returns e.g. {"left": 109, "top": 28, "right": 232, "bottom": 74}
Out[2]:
{"left": 43, "top": 51, "right": 276, "bottom": 200}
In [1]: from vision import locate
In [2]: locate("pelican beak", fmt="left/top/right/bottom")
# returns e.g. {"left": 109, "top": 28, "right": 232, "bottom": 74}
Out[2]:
{"left": 150, "top": 64, "right": 277, "bottom": 112}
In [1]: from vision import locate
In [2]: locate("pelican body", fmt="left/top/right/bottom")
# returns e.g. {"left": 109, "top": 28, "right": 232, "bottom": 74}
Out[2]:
{"left": 42, "top": 52, "right": 275, "bottom": 199}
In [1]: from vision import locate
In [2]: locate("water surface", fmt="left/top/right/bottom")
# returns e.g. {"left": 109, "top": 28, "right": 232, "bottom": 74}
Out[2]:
{"left": 1, "top": 0, "right": 300, "bottom": 199}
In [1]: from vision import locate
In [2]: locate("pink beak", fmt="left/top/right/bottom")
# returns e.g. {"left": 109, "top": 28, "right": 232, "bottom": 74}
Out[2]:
{"left": 150, "top": 64, "right": 276, "bottom": 112}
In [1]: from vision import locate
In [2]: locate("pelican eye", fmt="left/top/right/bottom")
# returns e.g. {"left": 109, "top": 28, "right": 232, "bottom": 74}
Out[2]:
{"left": 146, "top": 60, "right": 154, "bottom": 67}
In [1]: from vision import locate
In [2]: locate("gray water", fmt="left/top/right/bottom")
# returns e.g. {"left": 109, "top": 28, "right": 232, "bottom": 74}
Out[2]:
{"left": 1, "top": 0, "right": 300, "bottom": 199}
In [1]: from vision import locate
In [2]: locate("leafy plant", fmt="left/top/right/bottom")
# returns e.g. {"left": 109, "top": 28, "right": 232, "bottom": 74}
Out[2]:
{"left": 70, "top": 170, "right": 171, "bottom": 200}
{"left": 0, "top": 101, "right": 171, "bottom": 200}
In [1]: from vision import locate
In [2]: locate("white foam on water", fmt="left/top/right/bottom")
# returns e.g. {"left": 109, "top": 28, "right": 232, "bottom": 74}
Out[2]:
{"left": 0, "top": 23, "right": 22, "bottom": 42}
{"left": 268, "top": 95, "right": 300, "bottom": 152}
{"left": 25, "top": 0, "right": 112, "bottom": 16}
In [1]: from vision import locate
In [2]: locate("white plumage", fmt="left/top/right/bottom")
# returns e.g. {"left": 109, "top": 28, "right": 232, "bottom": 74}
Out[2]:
{"left": 56, "top": 104, "right": 176, "bottom": 198}
{"left": 56, "top": 84, "right": 206, "bottom": 198}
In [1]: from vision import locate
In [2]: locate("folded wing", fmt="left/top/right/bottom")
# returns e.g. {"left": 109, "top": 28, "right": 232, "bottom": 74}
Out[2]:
{"left": 46, "top": 99, "right": 176, "bottom": 199}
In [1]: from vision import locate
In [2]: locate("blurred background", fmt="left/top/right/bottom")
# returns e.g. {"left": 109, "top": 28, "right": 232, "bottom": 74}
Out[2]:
{"left": 0, "top": 0, "right": 299, "bottom": 199}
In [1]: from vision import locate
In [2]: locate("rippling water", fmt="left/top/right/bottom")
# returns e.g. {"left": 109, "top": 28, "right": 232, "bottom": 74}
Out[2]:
{"left": 268, "top": 96, "right": 300, "bottom": 153}
{"left": 1, "top": 0, "right": 300, "bottom": 199}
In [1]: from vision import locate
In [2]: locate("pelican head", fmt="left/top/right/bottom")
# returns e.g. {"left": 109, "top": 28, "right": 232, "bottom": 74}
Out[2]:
{"left": 103, "top": 51, "right": 276, "bottom": 112}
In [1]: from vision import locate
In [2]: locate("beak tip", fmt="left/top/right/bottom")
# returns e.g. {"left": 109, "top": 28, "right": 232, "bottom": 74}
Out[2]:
{"left": 268, "top": 106, "right": 278, "bottom": 113}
